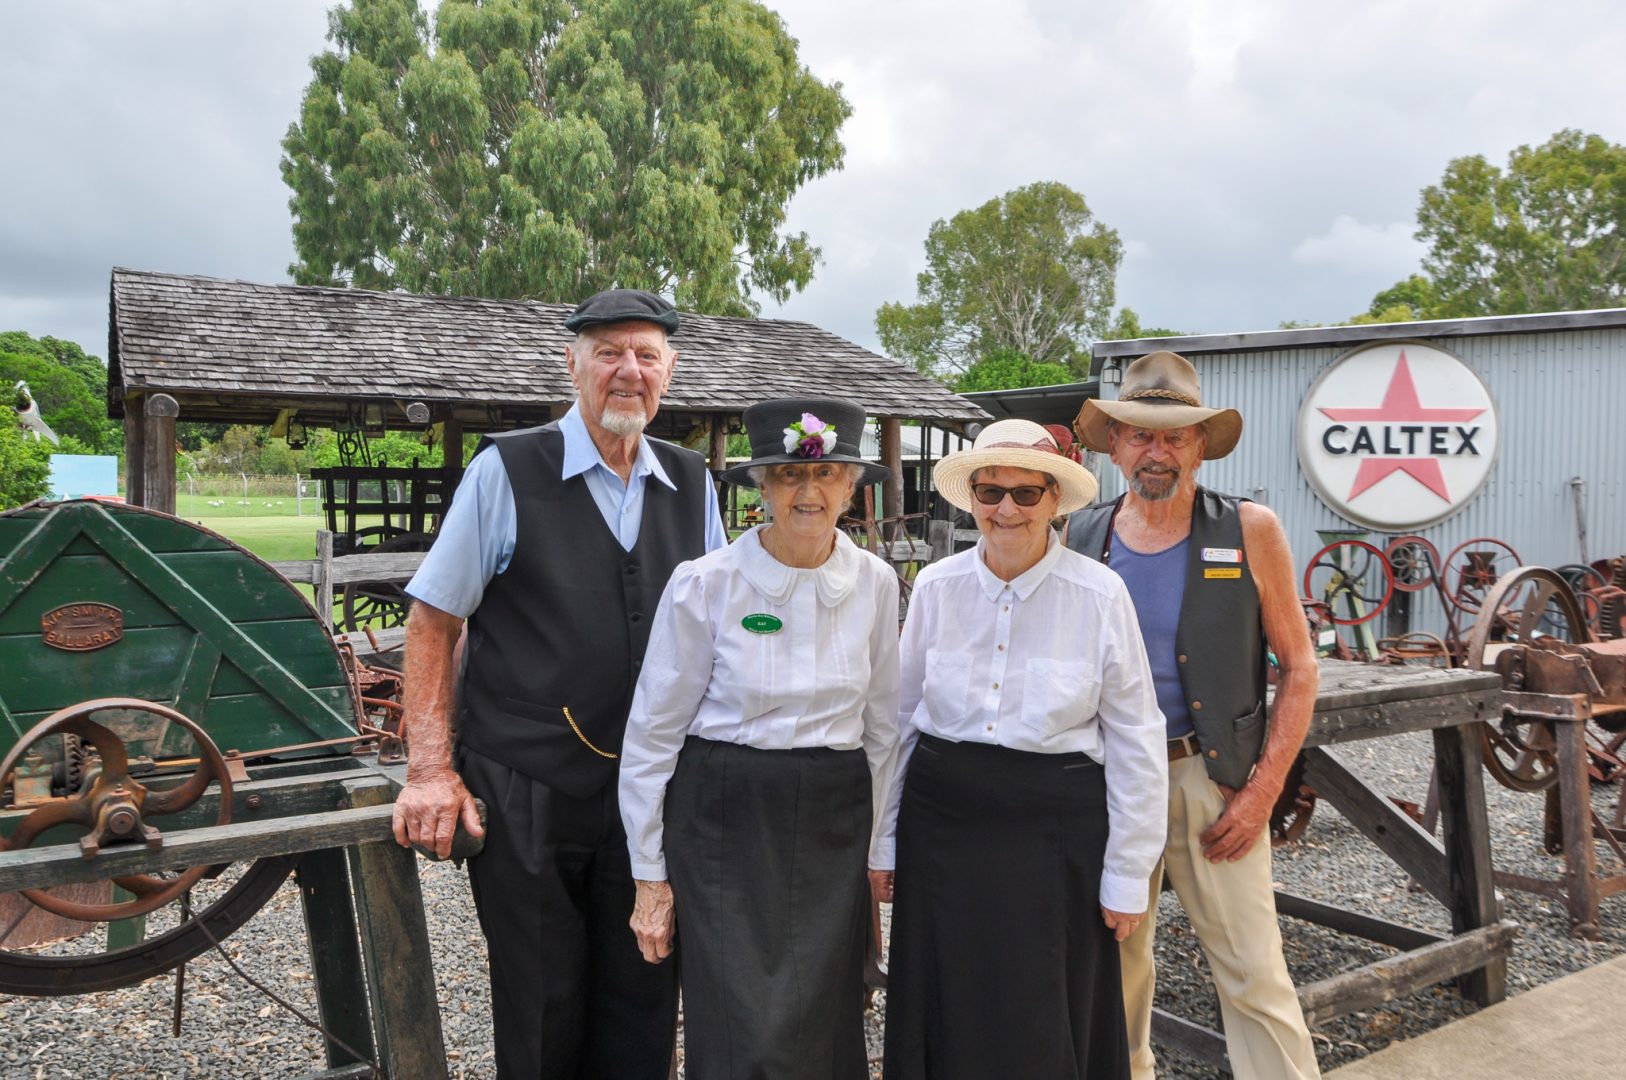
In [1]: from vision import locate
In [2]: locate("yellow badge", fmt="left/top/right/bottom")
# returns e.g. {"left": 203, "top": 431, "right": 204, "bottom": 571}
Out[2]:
{"left": 1204, "top": 567, "right": 1242, "bottom": 580}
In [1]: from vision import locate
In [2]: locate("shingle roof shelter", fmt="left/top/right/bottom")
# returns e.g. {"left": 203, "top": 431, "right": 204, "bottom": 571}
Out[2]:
{"left": 108, "top": 268, "right": 988, "bottom": 515}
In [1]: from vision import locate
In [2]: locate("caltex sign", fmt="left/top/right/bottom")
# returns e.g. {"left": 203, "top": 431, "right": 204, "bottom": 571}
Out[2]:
{"left": 1296, "top": 341, "right": 1499, "bottom": 530}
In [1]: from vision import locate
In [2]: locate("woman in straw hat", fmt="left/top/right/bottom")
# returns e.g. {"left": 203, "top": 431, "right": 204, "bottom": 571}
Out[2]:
{"left": 873, "top": 419, "right": 1168, "bottom": 1080}
{"left": 619, "top": 396, "right": 900, "bottom": 1080}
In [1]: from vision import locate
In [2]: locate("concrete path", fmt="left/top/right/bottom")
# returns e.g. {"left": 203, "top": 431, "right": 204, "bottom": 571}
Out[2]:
{"left": 1326, "top": 955, "right": 1626, "bottom": 1079}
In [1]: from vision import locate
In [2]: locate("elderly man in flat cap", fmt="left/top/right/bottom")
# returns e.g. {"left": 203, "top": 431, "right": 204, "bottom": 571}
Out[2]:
{"left": 1067, "top": 351, "right": 1321, "bottom": 1079}
{"left": 394, "top": 289, "right": 726, "bottom": 1079}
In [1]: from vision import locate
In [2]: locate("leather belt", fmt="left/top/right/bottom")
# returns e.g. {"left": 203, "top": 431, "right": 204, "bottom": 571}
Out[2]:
{"left": 1167, "top": 734, "right": 1201, "bottom": 762}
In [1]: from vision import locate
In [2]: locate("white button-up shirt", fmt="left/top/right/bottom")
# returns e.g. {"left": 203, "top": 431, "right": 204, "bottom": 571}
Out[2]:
{"left": 872, "top": 532, "right": 1168, "bottom": 913}
{"left": 620, "top": 526, "right": 902, "bottom": 881}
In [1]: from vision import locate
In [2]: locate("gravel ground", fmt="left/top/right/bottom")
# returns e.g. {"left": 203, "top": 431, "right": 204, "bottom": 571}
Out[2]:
{"left": 2, "top": 730, "right": 1622, "bottom": 1078}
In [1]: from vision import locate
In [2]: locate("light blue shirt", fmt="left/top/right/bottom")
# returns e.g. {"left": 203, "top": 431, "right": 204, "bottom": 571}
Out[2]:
{"left": 405, "top": 404, "right": 727, "bottom": 618}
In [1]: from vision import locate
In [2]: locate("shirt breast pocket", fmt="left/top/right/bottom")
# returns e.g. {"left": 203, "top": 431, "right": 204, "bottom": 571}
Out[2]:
{"left": 923, "top": 649, "right": 972, "bottom": 725}
{"left": 1020, "top": 659, "right": 1098, "bottom": 739}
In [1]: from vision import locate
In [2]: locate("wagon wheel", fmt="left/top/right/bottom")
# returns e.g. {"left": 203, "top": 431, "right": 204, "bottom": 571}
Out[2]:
{"left": 0, "top": 701, "right": 296, "bottom": 996}
{"left": 1269, "top": 755, "right": 1316, "bottom": 847}
{"left": 1463, "top": 567, "right": 1589, "bottom": 793}
{"left": 1302, "top": 540, "right": 1395, "bottom": 627}
{"left": 1442, "top": 538, "right": 1522, "bottom": 615}
{"left": 340, "top": 531, "right": 434, "bottom": 633}
{"left": 1385, "top": 536, "right": 1441, "bottom": 593}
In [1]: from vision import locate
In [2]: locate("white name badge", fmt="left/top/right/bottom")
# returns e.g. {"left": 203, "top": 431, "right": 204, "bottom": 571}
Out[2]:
{"left": 1201, "top": 547, "right": 1242, "bottom": 563}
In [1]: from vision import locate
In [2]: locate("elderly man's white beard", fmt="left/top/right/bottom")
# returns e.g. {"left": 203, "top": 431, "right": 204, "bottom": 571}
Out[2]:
{"left": 1129, "top": 464, "right": 1179, "bottom": 501}
{"left": 598, "top": 408, "right": 650, "bottom": 437}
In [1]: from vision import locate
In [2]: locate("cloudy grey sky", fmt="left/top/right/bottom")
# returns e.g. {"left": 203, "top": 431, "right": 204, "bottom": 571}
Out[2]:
{"left": 3, "top": 0, "right": 1624, "bottom": 363}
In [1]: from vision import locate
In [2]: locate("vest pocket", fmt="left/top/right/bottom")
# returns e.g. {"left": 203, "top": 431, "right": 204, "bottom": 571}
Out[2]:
{"left": 1020, "top": 659, "right": 1097, "bottom": 739}
{"left": 1202, "top": 702, "right": 1266, "bottom": 790}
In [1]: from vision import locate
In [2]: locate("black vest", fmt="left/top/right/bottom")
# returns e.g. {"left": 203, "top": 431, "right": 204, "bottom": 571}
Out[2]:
{"left": 458, "top": 423, "right": 711, "bottom": 798}
{"left": 1065, "top": 488, "right": 1267, "bottom": 789}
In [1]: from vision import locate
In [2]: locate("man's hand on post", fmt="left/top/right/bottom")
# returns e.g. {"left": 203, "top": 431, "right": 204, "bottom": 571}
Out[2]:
{"left": 630, "top": 880, "right": 676, "bottom": 964}
{"left": 391, "top": 767, "right": 485, "bottom": 859}
{"left": 1199, "top": 779, "right": 1273, "bottom": 862}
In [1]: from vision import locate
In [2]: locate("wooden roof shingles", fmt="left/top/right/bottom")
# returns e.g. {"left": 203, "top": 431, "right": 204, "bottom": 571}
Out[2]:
{"left": 108, "top": 268, "right": 987, "bottom": 424}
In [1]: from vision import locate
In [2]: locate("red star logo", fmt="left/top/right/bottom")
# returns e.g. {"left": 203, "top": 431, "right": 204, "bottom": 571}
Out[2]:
{"left": 1318, "top": 351, "right": 1486, "bottom": 502}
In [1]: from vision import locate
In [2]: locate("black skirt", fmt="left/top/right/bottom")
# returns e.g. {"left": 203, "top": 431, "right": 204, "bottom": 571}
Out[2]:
{"left": 665, "top": 736, "right": 872, "bottom": 1080}
{"left": 882, "top": 734, "right": 1128, "bottom": 1080}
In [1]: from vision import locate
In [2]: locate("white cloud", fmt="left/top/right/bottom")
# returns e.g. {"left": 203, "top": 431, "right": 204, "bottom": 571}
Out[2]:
{"left": 1291, "top": 217, "right": 1424, "bottom": 275}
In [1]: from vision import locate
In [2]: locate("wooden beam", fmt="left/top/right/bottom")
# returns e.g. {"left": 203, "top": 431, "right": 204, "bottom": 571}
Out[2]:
{"left": 1150, "top": 1009, "right": 1230, "bottom": 1072}
{"left": 441, "top": 416, "right": 464, "bottom": 471}
{"left": 709, "top": 415, "right": 728, "bottom": 474}
{"left": 880, "top": 417, "right": 902, "bottom": 538}
{"left": 1431, "top": 722, "right": 1507, "bottom": 1003}
{"left": 1301, "top": 747, "right": 1452, "bottom": 904}
{"left": 1272, "top": 890, "right": 1446, "bottom": 951}
{"left": 1297, "top": 920, "right": 1518, "bottom": 1028}
{"left": 296, "top": 847, "right": 376, "bottom": 1070}
{"left": 142, "top": 392, "right": 179, "bottom": 515}
{"left": 344, "top": 780, "right": 450, "bottom": 1080}
{"left": 122, "top": 392, "right": 145, "bottom": 507}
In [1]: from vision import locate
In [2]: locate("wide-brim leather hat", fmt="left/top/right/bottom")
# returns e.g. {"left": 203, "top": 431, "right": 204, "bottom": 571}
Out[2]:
{"left": 719, "top": 396, "right": 890, "bottom": 488}
{"left": 1076, "top": 350, "right": 1242, "bottom": 459}
{"left": 563, "top": 288, "right": 680, "bottom": 335}
{"left": 934, "top": 419, "right": 1099, "bottom": 515}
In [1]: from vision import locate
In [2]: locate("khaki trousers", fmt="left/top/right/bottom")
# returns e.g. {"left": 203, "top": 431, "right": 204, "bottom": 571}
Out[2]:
{"left": 1120, "top": 755, "right": 1320, "bottom": 1079}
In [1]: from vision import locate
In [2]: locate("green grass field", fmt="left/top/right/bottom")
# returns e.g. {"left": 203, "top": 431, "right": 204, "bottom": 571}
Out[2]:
{"left": 193, "top": 514, "right": 325, "bottom": 562}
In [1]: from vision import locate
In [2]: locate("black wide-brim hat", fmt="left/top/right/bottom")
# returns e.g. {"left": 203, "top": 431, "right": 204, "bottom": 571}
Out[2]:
{"left": 719, "top": 396, "right": 891, "bottom": 488}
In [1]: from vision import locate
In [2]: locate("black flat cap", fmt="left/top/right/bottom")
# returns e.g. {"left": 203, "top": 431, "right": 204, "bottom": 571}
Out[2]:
{"left": 563, "top": 288, "right": 680, "bottom": 335}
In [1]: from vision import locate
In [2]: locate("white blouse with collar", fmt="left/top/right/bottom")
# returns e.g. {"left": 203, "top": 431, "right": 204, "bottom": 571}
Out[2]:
{"left": 619, "top": 526, "right": 902, "bottom": 881}
{"left": 871, "top": 532, "right": 1168, "bottom": 913}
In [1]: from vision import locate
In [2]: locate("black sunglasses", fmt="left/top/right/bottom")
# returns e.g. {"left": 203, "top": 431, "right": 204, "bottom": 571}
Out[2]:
{"left": 970, "top": 483, "right": 1052, "bottom": 507}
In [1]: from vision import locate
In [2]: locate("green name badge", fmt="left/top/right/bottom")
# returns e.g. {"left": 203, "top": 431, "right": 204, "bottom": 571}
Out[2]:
{"left": 741, "top": 613, "right": 783, "bottom": 634}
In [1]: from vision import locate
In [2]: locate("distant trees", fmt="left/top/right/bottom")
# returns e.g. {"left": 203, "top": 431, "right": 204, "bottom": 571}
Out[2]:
{"left": 876, "top": 182, "right": 1123, "bottom": 380}
{"left": 0, "top": 422, "right": 53, "bottom": 509}
{"left": 951, "top": 348, "right": 1074, "bottom": 393}
{"left": 281, "top": 0, "right": 850, "bottom": 315}
{"left": 1365, "top": 129, "right": 1626, "bottom": 321}
{"left": 0, "top": 332, "right": 119, "bottom": 454}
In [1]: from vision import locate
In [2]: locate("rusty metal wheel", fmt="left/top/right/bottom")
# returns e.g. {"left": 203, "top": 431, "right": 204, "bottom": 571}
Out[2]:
{"left": 1, "top": 700, "right": 232, "bottom": 921}
{"left": 0, "top": 701, "right": 292, "bottom": 996}
{"left": 1463, "top": 567, "right": 1589, "bottom": 792}
{"left": 1443, "top": 537, "right": 1522, "bottom": 614}
{"left": 1386, "top": 536, "right": 1441, "bottom": 593}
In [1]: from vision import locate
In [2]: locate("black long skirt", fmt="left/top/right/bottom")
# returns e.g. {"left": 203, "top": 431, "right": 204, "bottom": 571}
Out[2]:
{"left": 665, "top": 736, "right": 872, "bottom": 1080}
{"left": 882, "top": 734, "right": 1128, "bottom": 1080}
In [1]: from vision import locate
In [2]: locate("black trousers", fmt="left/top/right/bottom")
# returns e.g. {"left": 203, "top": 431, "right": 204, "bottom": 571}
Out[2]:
{"left": 460, "top": 747, "right": 678, "bottom": 1080}
{"left": 882, "top": 735, "right": 1128, "bottom": 1080}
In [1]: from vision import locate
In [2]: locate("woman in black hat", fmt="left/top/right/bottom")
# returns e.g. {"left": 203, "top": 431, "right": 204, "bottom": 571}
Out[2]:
{"left": 619, "top": 396, "right": 901, "bottom": 1079}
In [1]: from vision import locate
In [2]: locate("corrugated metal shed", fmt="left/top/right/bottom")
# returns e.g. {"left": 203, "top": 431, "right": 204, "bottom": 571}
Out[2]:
{"left": 1090, "top": 311, "right": 1626, "bottom": 635}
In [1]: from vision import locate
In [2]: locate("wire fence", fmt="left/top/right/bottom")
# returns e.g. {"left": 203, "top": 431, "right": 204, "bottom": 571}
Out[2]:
{"left": 173, "top": 473, "right": 323, "bottom": 518}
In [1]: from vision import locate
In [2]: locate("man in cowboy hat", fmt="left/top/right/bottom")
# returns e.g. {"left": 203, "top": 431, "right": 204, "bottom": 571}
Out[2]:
{"left": 1066, "top": 350, "right": 1322, "bottom": 1079}
{"left": 393, "top": 288, "right": 726, "bottom": 1078}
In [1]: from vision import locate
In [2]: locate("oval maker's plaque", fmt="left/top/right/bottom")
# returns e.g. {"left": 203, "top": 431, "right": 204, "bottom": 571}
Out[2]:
{"left": 40, "top": 603, "right": 125, "bottom": 651}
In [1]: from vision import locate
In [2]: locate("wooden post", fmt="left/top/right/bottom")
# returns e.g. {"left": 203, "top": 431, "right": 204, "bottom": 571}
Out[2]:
{"left": 1431, "top": 719, "right": 1506, "bottom": 1004}
{"left": 549, "top": 402, "right": 571, "bottom": 421}
{"left": 123, "top": 393, "right": 145, "bottom": 507}
{"left": 442, "top": 417, "right": 464, "bottom": 470}
{"left": 297, "top": 847, "right": 376, "bottom": 1070}
{"left": 709, "top": 415, "right": 728, "bottom": 474}
{"left": 927, "top": 519, "right": 952, "bottom": 564}
{"left": 344, "top": 780, "right": 450, "bottom": 1080}
{"left": 142, "top": 393, "right": 179, "bottom": 515}
{"left": 880, "top": 417, "right": 903, "bottom": 540}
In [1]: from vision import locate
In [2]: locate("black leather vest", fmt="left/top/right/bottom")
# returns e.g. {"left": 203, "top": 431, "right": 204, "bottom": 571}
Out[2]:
{"left": 1065, "top": 488, "right": 1267, "bottom": 789}
{"left": 458, "top": 423, "right": 711, "bottom": 798}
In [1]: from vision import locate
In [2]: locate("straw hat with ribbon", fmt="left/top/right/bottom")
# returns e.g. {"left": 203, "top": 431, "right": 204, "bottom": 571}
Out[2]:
{"left": 1075, "top": 350, "right": 1243, "bottom": 460}
{"left": 934, "top": 419, "right": 1099, "bottom": 515}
